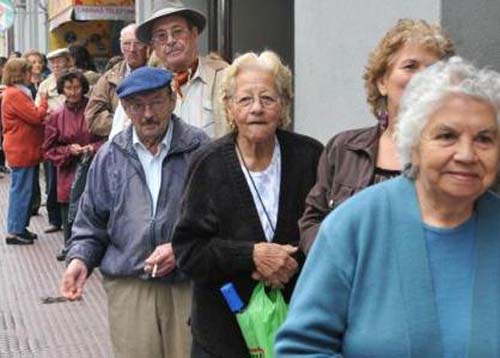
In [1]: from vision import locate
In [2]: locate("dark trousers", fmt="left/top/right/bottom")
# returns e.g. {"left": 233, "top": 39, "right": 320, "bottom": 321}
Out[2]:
{"left": 30, "top": 165, "right": 41, "bottom": 215}
{"left": 60, "top": 203, "right": 71, "bottom": 252}
{"left": 43, "top": 161, "right": 61, "bottom": 227}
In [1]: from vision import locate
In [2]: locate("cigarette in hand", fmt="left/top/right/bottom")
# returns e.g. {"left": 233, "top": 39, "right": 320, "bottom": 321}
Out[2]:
{"left": 152, "top": 264, "right": 158, "bottom": 278}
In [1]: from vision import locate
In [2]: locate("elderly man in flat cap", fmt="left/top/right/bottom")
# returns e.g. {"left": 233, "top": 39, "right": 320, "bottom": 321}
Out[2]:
{"left": 136, "top": 0, "right": 228, "bottom": 138}
{"left": 35, "top": 48, "right": 73, "bottom": 235}
{"left": 60, "top": 67, "right": 209, "bottom": 358}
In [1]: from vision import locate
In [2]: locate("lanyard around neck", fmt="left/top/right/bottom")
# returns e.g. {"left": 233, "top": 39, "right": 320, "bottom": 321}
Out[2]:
{"left": 235, "top": 141, "right": 276, "bottom": 236}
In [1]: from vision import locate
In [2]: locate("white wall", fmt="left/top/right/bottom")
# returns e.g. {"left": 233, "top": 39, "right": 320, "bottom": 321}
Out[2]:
{"left": 294, "top": 0, "right": 440, "bottom": 143}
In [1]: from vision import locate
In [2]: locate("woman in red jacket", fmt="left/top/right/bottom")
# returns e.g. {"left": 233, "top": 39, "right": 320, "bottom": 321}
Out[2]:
{"left": 43, "top": 71, "right": 101, "bottom": 260}
{"left": 2, "top": 58, "right": 48, "bottom": 245}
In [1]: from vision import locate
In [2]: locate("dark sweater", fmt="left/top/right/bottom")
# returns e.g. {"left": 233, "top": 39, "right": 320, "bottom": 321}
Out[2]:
{"left": 172, "top": 129, "right": 323, "bottom": 357}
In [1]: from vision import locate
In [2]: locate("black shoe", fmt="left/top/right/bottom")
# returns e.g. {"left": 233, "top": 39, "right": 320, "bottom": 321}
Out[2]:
{"left": 24, "top": 229, "right": 38, "bottom": 240}
{"left": 6, "top": 233, "right": 34, "bottom": 245}
{"left": 44, "top": 225, "right": 61, "bottom": 234}
{"left": 56, "top": 250, "right": 67, "bottom": 261}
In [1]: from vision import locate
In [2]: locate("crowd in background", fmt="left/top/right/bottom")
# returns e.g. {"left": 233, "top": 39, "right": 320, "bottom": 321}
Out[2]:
{"left": 2, "top": 1, "right": 500, "bottom": 358}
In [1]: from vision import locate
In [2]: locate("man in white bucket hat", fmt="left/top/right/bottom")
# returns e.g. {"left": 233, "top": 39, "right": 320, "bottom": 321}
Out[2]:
{"left": 137, "top": 0, "right": 229, "bottom": 138}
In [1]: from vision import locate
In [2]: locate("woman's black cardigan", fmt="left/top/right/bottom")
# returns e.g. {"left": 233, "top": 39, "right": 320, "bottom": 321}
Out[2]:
{"left": 172, "top": 129, "right": 323, "bottom": 357}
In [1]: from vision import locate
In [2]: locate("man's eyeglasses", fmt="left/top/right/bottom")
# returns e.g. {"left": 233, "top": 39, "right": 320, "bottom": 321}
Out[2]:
{"left": 232, "top": 94, "right": 280, "bottom": 109}
{"left": 151, "top": 27, "right": 190, "bottom": 45}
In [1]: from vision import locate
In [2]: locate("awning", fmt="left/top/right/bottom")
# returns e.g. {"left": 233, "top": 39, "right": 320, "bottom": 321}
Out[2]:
{"left": 49, "top": 5, "right": 134, "bottom": 31}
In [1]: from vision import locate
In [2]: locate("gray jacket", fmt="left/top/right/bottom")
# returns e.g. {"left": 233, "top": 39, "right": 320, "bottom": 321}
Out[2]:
{"left": 66, "top": 116, "right": 209, "bottom": 283}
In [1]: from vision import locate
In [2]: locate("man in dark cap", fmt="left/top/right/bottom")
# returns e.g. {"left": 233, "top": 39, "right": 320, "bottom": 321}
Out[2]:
{"left": 60, "top": 67, "right": 209, "bottom": 358}
{"left": 136, "top": 0, "right": 229, "bottom": 138}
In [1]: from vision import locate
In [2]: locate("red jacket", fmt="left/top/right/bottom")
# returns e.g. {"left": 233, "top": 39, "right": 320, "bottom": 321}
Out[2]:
{"left": 1, "top": 86, "right": 48, "bottom": 167}
{"left": 43, "top": 98, "right": 102, "bottom": 203}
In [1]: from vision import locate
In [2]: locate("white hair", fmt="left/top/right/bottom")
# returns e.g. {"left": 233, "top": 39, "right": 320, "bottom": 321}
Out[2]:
{"left": 120, "top": 23, "right": 138, "bottom": 40}
{"left": 396, "top": 56, "right": 500, "bottom": 177}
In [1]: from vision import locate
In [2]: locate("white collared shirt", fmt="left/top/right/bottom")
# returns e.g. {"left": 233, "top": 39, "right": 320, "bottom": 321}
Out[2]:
{"left": 173, "top": 60, "right": 215, "bottom": 137}
{"left": 132, "top": 120, "right": 174, "bottom": 216}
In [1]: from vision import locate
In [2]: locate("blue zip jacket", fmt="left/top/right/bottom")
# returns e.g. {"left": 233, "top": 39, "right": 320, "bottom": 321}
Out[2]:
{"left": 66, "top": 116, "right": 209, "bottom": 283}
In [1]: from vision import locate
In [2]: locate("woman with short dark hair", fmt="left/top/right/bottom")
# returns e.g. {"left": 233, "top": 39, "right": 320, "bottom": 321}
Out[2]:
{"left": 43, "top": 71, "right": 101, "bottom": 260}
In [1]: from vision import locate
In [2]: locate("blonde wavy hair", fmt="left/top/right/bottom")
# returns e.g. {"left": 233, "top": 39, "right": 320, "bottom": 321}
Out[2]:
{"left": 363, "top": 18, "right": 455, "bottom": 118}
{"left": 220, "top": 50, "right": 293, "bottom": 131}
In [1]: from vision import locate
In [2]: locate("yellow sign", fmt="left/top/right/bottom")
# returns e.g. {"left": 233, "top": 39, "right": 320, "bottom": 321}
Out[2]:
{"left": 49, "top": 20, "right": 112, "bottom": 56}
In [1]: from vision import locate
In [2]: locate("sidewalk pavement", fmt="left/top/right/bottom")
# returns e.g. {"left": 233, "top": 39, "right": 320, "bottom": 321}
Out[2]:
{"left": 0, "top": 174, "right": 113, "bottom": 358}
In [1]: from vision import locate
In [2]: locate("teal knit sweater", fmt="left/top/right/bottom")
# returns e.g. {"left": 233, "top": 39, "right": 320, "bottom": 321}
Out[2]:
{"left": 276, "top": 176, "right": 500, "bottom": 357}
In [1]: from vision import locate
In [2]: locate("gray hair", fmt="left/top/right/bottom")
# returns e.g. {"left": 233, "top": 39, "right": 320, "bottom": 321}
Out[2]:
{"left": 396, "top": 56, "right": 500, "bottom": 177}
{"left": 220, "top": 50, "right": 293, "bottom": 131}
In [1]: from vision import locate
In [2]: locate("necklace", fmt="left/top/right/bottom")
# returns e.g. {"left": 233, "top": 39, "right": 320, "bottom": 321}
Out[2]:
{"left": 235, "top": 141, "right": 276, "bottom": 236}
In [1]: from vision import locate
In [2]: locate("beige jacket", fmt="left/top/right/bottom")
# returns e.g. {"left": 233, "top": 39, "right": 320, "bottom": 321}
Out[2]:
{"left": 174, "top": 55, "right": 229, "bottom": 138}
{"left": 203, "top": 55, "right": 229, "bottom": 138}
{"left": 84, "top": 60, "right": 128, "bottom": 137}
{"left": 35, "top": 74, "right": 65, "bottom": 111}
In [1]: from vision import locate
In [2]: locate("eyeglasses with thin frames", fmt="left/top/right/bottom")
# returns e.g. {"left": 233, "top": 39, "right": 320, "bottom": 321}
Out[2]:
{"left": 151, "top": 27, "right": 190, "bottom": 45}
{"left": 231, "top": 94, "right": 280, "bottom": 109}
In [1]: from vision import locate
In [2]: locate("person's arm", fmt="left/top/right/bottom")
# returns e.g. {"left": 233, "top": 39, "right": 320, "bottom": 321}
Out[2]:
{"left": 275, "top": 219, "right": 351, "bottom": 357}
{"left": 65, "top": 147, "right": 112, "bottom": 271}
{"left": 299, "top": 142, "right": 336, "bottom": 254}
{"left": 84, "top": 76, "right": 114, "bottom": 137}
{"left": 8, "top": 90, "right": 47, "bottom": 125}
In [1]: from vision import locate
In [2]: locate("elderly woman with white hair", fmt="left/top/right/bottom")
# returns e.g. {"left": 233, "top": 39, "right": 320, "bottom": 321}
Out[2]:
{"left": 172, "top": 50, "right": 323, "bottom": 357}
{"left": 275, "top": 56, "right": 500, "bottom": 358}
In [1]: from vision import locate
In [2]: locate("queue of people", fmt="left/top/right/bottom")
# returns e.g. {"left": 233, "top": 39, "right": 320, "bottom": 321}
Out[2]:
{"left": 1, "top": 1, "right": 500, "bottom": 358}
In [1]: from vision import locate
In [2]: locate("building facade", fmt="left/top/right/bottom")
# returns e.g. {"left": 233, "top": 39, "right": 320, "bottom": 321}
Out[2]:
{"left": 6, "top": 0, "right": 500, "bottom": 143}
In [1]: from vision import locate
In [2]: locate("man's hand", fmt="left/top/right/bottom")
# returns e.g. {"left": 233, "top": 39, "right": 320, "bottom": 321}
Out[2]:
{"left": 252, "top": 243, "right": 298, "bottom": 288}
{"left": 144, "top": 243, "right": 176, "bottom": 278}
{"left": 60, "top": 259, "right": 88, "bottom": 301}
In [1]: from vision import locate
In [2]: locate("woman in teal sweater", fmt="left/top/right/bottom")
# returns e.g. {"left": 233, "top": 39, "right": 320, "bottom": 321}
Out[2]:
{"left": 276, "top": 57, "right": 500, "bottom": 357}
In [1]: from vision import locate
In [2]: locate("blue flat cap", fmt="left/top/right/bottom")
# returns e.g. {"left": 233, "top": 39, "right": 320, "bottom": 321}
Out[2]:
{"left": 117, "top": 67, "right": 173, "bottom": 99}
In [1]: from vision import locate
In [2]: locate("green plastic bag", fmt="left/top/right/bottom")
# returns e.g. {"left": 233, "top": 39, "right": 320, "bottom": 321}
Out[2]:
{"left": 236, "top": 282, "right": 288, "bottom": 358}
